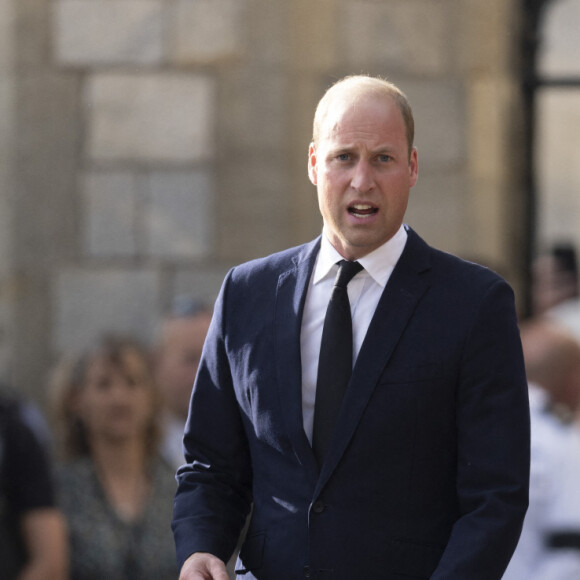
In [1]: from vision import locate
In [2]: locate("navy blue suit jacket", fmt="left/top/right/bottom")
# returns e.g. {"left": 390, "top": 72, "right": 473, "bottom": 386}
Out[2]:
{"left": 172, "top": 227, "right": 530, "bottom": 579}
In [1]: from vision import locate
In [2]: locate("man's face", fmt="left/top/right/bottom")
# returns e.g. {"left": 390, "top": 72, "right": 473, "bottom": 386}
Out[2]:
{"left": 77, "top": 351, "right": 155, "bottom": 444}
{"left": 308, "top": 94, "right": 418, "bottom": 260}
{"left": 155, "top": 314, "right": 212, "bottom": 420}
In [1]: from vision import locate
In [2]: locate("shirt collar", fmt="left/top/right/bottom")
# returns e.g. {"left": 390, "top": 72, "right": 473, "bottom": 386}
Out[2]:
{"left": 313, "top": 224, "right": 408, "bottom": 287}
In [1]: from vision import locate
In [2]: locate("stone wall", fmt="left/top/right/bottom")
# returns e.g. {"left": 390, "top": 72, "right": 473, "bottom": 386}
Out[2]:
{"left": 0, "top": 0, "right": 15, "bottom": 384}
{"left": 2, "top": 0, "right": 527, "bottom": 400}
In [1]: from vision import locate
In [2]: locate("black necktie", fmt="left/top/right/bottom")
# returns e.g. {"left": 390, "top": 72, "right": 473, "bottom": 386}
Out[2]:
{"left": 312, "top": 259, "right": 363, "bottom": 465}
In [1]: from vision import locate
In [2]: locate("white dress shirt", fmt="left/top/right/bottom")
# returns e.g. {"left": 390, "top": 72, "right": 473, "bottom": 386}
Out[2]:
{"left": 300, "top": 224, "right": 408, "bottom": 442}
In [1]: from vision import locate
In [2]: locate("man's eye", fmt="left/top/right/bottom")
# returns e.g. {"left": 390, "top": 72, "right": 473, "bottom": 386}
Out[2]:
{"left": 378, "top": 154, "right": 391, "bottom": 162}
{"left": 337, "top": 153, "right": 350, "bottom": 161}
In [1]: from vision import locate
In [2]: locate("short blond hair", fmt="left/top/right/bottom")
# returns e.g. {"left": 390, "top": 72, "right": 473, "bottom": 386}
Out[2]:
{"left": 312, "top": 75, "right": 415, "bottom": 157}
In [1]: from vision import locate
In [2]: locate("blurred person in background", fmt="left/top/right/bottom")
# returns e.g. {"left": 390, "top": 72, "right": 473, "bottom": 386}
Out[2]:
{"left": 503, "top": 318, "right": 580, "bottom": 579}
{"left": 50, "top": 334, "right": 178, "bottom": 580}
{"left": 532, "top": 243, "right": 579, "bottom": 316}
{"left": 154, "top": 297, "right": 212, "bottom": 470}
{"left": 155, "top": 297, "right": 243, "bottom": 579}
{"left": 0, "top": 387, "right": 67, "bottom": 580}
{"left": 541, "top": 244, "right": 580, "bottom": 349}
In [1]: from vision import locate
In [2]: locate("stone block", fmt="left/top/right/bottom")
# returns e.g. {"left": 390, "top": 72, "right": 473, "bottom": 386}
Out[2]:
{"left": 467, "top": 76, "right": 513, "bottom": 181}
{"left": 53, "top": 268, "right": 160, "bottom": 354}
{"left": 14, "top": 72, "right": 80, "bottom": 266}
{"left": 218, "top": 156, "right": 291, "bottom": 260}
{"left": 86, "top": 73, "right": 215, "bottom": 163}
{"left": 15, "top": 0, "right": 50, "bottom": 69}
{"left": 457, "top": 0, "right": 516, "bottom": 74}
{"left": 0, "top": 78, "right": 15, "bottom": 158}
{"left": 11, "top": 271, "right": 52, "bottom": 401}
{"left": 171, "top": 0, "right": 246, "bottom": 64}
{"left": 537, "top": 90, "right": 580, "bottom": 249}
{"left": 82, "top": 171, "right": 137, "bottom": 257}
{"left": 406, "top": 170, "right": 472, "bottom": 258}
{"left": 53, "top": 0, "right": 165, "bottom": 66}
{"left": 220, "top": 68, "right": 288, "bottom": 153}
{"left": 0, "top": 0, "right": 15, "bottom": 72}
{"left": 339, "top": 0, "right": 452, "bottom": 75}
{"left": 0, "top": 78, "right": 15, "bottom": 273}
{"left": 0, "top": 82, "right": 14, "bottom": 358}
{"left": 289, "top": 0, "right": 338, "bottom": 72}
{"left": 144, "top": 170, "right": 214, "bottom": 259}
{"left": 245, "top": 0, "right": 290, "bottom": 65}
{"left": 402, "top": 78, "right": 467, "bottom": 169}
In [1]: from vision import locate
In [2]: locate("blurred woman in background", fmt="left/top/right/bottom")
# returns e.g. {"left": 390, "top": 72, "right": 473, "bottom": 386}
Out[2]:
{"left": 50, "top": 334, "right": 178, "bottom": 580}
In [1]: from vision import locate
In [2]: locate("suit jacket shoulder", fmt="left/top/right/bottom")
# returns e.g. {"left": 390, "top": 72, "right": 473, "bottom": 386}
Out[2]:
{"left": 403, "top": 226, "right": 512, "bottom": 302}
{"left": 227, "top": 237, "right": 321, "bottom": 285}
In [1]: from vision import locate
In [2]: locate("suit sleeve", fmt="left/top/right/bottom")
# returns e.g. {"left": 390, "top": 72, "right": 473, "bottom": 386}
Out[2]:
{"left": 431, "top": 279, "right": 530, "bottom": 579}
{"left": 172, "top": 269, "right": 253, "bottom": 569}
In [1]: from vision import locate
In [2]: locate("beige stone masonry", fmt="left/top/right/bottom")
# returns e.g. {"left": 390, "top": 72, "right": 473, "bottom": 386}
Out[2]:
{"left": 85, "top": 73, "right": 215, "bottom": 162}
{"left": 82, "top": 171, "right": 138, "bottom": 257}
{"left": 53, "top": 0, "right": 166, "bottom": 66}
{"left": 403, "top": 78, "right": 467, "bottom": 169}
{"left": 289, "top": 0, "right": 338, "bottom": 72}
{"left": 53, "top": 268, "right": 160, "bottom": 354}
{"left": 467, "top": 75, "right": 517, "bottom": 263}
{"left": 220, "top": 68, "right": 289, "bottom": 154}
{"left": 145, "top": 170, "right": 213, "bottom": 259}
{"left": 0, "top": 0, "right": 15, "bottom": 381}
{"left": 171, "top": 0, "right": 246, "bottom": 65}
{"left": 3, "top": 0, "right": 530, "bottom": 397}
{"left": 340, "top": 0, "right": 454, "bottom": 75}
{"left": 244, "top": 0, "right": 290, "bottom": 65}
{"left": 218, "top": 156, "right": 291, "bottom": 260}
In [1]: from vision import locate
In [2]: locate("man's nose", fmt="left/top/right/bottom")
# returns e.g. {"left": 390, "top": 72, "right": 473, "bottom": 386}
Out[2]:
{"left": 350, "top": 160, "right": 375, "bottom": 193}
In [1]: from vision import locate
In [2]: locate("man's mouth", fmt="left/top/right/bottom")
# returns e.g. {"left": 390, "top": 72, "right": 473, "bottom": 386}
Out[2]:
{"left": 348, "top": 204, "right": 378, "bottom": 218}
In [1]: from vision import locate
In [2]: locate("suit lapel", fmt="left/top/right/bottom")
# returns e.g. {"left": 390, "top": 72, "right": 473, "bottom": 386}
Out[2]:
{"left": 275, "top": 238, "right": 321, "bottom": 482}
{"left": 315, "top": 228, "right": 433, "bottom": 494}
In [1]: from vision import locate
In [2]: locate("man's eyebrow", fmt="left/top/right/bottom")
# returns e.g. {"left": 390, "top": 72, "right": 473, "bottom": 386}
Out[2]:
{"left": 372, "top": 144, "right": 397, "bottom": 153}
{"left": 325, "top": 145, "right": 355, "bottom": 156}
{"left": 326, "top": 144, "right": 396, "bottom": 156}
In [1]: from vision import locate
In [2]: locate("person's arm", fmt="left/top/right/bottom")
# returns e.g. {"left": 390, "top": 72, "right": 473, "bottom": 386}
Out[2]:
{"left": 431, "top": 279, "right": 530, "bottom": 579}
{"left": 172, "top": 269, "right": 253, "bottom": 570}
{"left": 17, "top": 508, "right": 68, "bottom": 580}
{"left": 179, "top": 552, "right": 229, "bottom": 580}
{"left": 3, "top": 398, "right": 68, "bottom": 580}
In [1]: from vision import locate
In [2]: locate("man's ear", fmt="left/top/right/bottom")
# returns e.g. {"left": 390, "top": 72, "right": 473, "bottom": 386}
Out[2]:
{"left": 408, "top": 146, "right": 419, "bottom": 188}
{"left": 307, "top": 142, "right": 318, "bottom": 186}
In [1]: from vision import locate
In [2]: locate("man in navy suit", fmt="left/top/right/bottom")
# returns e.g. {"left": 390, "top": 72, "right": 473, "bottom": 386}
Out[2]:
{"left": 172, "top": 75, "right": 530, "bottom": 579}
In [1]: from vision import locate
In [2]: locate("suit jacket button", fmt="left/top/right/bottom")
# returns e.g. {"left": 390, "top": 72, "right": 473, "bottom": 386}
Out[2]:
{"left": 303, "top": 565, "right": 313, "bottom": 577}
{"left": 312, "top": 500, "right": 325, "bottom": 514}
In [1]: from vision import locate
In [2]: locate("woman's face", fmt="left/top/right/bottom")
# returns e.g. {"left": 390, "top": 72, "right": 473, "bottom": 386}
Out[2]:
{"left": 75, "top": 349, "right": 155, "bottom": 445}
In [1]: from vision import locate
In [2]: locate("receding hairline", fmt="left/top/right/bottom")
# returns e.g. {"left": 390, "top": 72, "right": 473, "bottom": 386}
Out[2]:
{"left": 312, "top": 75, "right": 415, "bottom": 155}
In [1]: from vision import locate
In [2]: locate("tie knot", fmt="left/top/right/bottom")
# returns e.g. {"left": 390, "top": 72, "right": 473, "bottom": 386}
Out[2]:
{"left": 334, "top": 260, "right": 363, "bottom": 288}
